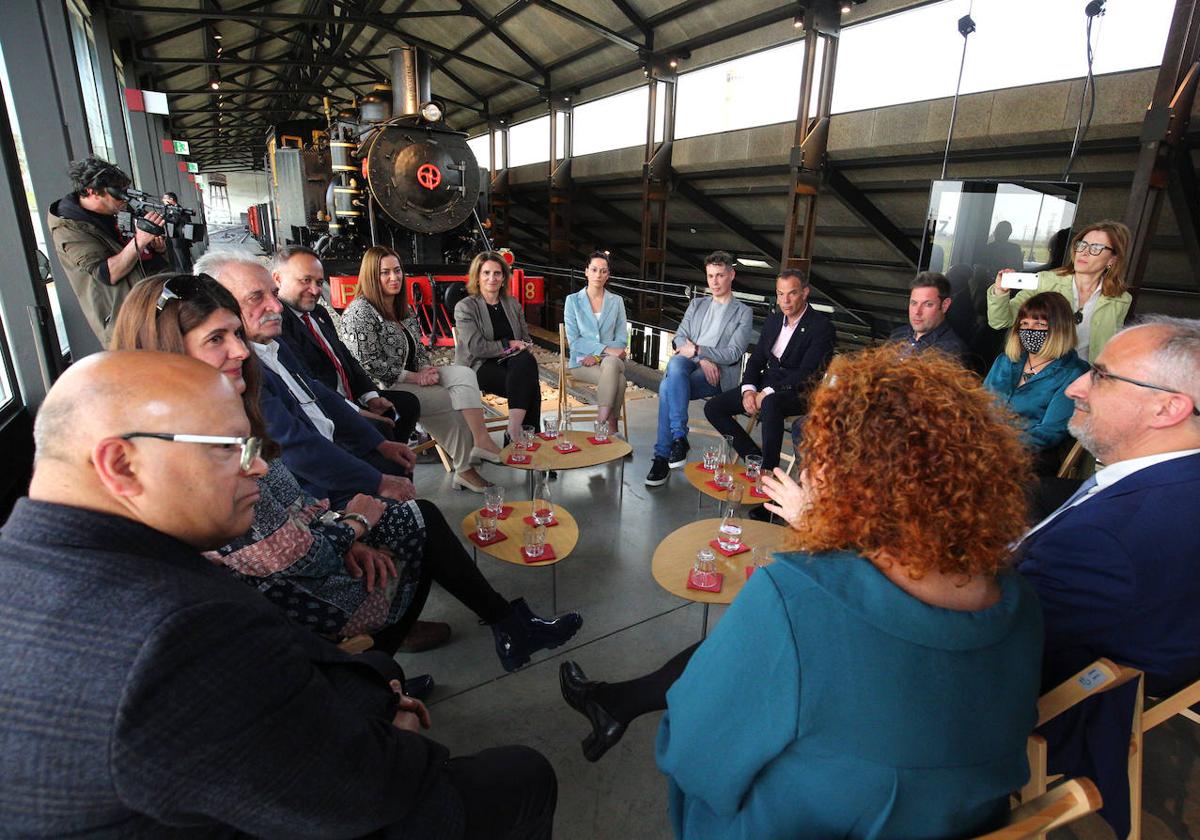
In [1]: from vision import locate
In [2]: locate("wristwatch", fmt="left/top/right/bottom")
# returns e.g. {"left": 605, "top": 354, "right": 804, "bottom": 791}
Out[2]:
{"left": 338, "top": 512, "right": 372, "bottom": 530}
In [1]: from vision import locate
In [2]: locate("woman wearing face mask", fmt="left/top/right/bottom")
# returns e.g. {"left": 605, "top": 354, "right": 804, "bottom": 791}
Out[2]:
{"left": 983, "top": 292, "right": 1088, "bottom": 472}
{"left": 989, "top": 220, "right": 1131, "bottom": 362}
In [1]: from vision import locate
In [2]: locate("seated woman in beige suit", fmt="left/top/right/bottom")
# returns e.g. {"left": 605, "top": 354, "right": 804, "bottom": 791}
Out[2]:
{"left": 338, "top": 246, "right": 501, "bottom": 493}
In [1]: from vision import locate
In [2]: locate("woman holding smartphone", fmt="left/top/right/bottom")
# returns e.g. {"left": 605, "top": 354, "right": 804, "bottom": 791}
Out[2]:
{"left": 988, "top": 220, "right": 1131, "bottom": 362}
{"left": 454, "top": 251, "right": 541, "bottom": 441}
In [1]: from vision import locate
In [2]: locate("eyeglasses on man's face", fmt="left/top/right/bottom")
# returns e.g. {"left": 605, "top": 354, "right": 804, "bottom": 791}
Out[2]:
{"left": 120, "top": 433, "right": 264, "bottom": 470}
{"left": 1087, "top": 365, "right": 1200, "bottom": 416}
{"left": 1074, "top": 240, "right": 1115, "bottom": 257}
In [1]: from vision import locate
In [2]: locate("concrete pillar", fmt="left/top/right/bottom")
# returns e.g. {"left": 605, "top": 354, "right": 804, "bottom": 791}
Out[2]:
{"left": 89, "top": 4, "right": 132, "bottom": 175}
{"left": 0, "top": 0, "right": 105, "bottom": 357}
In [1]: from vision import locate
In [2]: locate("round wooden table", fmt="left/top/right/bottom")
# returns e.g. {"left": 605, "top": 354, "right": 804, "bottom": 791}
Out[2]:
{"left": 683, "top": 461, "right": 769, "bottom": 511}
{"left": 459, "top": 500, "right": 580, "bottom": 612}
{"left": 651, "top": 518, "right": 790, "bottom": 637}
{"left": 499, "top": 429, "right": 632, "bottom": 501}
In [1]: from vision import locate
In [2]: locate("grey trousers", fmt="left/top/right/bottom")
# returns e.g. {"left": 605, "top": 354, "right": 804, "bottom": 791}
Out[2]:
{"left": 567, "top": 355, "right": 626, "bottom": 412}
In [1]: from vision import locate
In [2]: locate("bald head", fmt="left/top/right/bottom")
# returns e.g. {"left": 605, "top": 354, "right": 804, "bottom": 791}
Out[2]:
{"left": 31, "top": 351, "right": 266, "bottom": 548}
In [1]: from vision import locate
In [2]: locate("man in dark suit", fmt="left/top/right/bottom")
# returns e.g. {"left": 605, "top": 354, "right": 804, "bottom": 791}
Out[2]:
{"left": 195, "top": 249, "right": 416, "bottom": 507}
{"left": 0, "top": 351, "right": 556, "bottom": 838}
{"left": 704, "top": 269, "right": 835, "bottom": 472}
{"left": 273, "top": 244, "right": 421, "bottom": 443}
{"left": 1017, "top": 317, "right": 1200, "bottom": 835}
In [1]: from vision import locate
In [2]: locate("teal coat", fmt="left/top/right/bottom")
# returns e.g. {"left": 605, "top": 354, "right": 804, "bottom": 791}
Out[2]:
{"left": 656, "top": 551, "right": 1043, "bottom": 840}
{"left": 983, "top": 349, "right": 1089, "bottom": 450}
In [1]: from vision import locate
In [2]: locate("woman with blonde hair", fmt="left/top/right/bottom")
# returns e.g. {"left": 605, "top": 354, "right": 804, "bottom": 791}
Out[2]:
{"left": 984, "top": 291, "right": 1089, "bottom": 471}
{"left": 453, "top": 251, "right": 541, "bottom": 441}
{"left": 990, "top": 219, "right": 1131, "bottom": 361}
{"left": 560, "top": 346, "right": 1043, "bottom": 839}
{"left": 338, "top": 246, "right": 501, "bottom": 493}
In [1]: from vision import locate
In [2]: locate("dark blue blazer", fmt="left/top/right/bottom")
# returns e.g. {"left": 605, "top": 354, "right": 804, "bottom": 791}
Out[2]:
{"left": 740, "top": 306, "right": 835, "bottom": 394}
{"left": 258, "top": 339, "right": 386, "bottom": 503}
{"left": 1018, "top": 451, "right": 1200, "bottom": 834}
{"left": 280, "top": 302, "right": 377, "bottom": 401}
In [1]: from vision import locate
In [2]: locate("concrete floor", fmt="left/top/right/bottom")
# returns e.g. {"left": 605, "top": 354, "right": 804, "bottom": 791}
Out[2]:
{"left": 400, "top": 393, "right": 1198, "bottom": 840}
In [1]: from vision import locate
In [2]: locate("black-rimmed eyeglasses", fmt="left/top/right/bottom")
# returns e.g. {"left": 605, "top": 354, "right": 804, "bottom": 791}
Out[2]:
{"left": 1074, "top": 240, "right": 1115, "bottom": 257}
{"left": 155, "top": 273, "right": 217, "bottom": 311}
{"left": 120, "top": 433, "right": 263, "bottom": 470}
{"left": 1088, "top": 365, "right": 1200, "bottom": 416}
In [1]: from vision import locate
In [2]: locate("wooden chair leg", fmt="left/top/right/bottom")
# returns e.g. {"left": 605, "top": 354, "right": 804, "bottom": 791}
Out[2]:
{"left": 1129, "top": 678, "right": 1145, "bottom": 840}
{"left": 435, "top": 442, "right": 453, "bottom": 473}
{"left": 1022, "top": 735, "right": 1049, "bottom": 804}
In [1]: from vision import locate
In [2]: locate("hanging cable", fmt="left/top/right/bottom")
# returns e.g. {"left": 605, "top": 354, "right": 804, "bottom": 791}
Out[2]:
{"left": 1063, "top": 0, "right": 1106, "bottom": 180}
{"left": 941, "top": 2, "right": 977, "bottom": 180}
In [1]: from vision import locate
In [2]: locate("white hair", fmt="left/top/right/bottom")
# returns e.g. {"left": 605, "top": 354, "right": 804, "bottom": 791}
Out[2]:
{"left": 193, "top": 247, "right": 268, "bottom": 281}
{"left": 1129, "top": 316, "right": 1200, "bottom": 413}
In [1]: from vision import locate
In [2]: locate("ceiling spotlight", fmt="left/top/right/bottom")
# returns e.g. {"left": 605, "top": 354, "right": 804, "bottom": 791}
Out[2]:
{"left": 668, "top": 58, "right": 678, "bottom": 69}
{"left": 209, "top": 79, "right": 220, "bottom": 90}
{"left": 841, "top": 3, "right": 852, "bottom": 12}
{"left": 563, "top": 95, "right": 570, "bottom": 102}
{"left": 213, "top": 32, "right": 223, "bottom": 40}
{"left": 793, "top": 15, "right": 804, "bottom": 28}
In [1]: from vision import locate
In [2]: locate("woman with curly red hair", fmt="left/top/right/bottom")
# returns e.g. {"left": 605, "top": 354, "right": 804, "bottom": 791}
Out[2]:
{"left": 560, "top": 346, "right": 1044, "bottom": 839}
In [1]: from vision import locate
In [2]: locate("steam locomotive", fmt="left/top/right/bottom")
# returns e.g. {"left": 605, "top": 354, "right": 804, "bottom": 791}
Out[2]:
{"left": 247, "top": 46, "right": 540, "bottom": 346}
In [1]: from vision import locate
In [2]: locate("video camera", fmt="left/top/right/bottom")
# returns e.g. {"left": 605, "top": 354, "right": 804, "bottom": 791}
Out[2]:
{"left": 110, "top": 186, "right": 207, "bottom": 243}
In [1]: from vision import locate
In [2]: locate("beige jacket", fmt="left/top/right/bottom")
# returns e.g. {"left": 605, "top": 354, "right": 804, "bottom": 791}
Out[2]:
{"left": 453, "top": 294, "right": 532, "bottom": 370}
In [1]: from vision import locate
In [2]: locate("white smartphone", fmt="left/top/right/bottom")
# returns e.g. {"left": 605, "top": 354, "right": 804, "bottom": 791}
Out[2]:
{"left": 1000, "top": 272, "right": 1040, "bottom": 291}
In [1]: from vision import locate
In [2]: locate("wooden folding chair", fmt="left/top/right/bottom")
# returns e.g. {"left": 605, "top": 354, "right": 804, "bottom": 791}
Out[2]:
{"left": 337, "top": 634, "right": 373, "bottom": 654}
{"left": 976, "top": 778, "right": 1102, "bottom": 839}
{"left": 1021, "top": 657, "right": 1200, "bottom": 839}
{"left": 1056, "top": 440, "right": 1086, "bottom": 479}
{"left": 556, "top": 323, "right": 629, "bottom": 438}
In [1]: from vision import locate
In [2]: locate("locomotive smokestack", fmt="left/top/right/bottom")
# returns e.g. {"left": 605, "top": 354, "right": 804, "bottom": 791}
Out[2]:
{"left": 389, "top": 46, "right": 432, "bottom": 118}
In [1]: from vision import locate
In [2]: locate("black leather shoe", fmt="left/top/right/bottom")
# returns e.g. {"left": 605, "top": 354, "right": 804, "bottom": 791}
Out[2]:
{"left": 747, "top": 504, "right": 774, "bottom": 523}
{"left": 491, "top": 599, "right": 583, "bottom": 672}
{"left": 667, "top": 437, "right": 690, "bottom": 469}
{"left": 645, "top": 456, "right": 670, "bottom": 487}
{"left": 559, "top": 661, "right": 626, "bottom": 762}
{"left": 403, "top": 673, "right": 435, "bottom": 701}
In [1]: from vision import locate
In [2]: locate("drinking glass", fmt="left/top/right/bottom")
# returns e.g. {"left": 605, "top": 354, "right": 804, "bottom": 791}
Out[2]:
{"left": 693, "top": 547, "right": 717, "bottom": 587}
{"left": 475, "top": 511, "right": 497, "bottom": 542}
{"left": 752, "top": 545, "right": 771, "bottom": 569}
{"left": 717, "top": 503, "right": 743, "bottom": 553}
{"left": 714, "top": 461, "right": 734, "bottom": 489}
{"left": 523, "top": 522, "right": 547, "bottom": 559}
{"left": 725, "top": 483, "right": 745, "bottom": 506}
{"left": 532, "top": 471, "right": 554, "bottom": 525}
{"left": 543, "top": 416, "right": 559, "bottom": 439}
{"left": 555, "top": 436, "right": 574, "bottom": 452}
{"left": 744, "top": 454, "right": 763, "bottom": 481}
{"left": 702, "top": 444, "right": 719, "bottom": 471}
{"left": 483, "top": 486, "right": 504, "bottom": 516}
{"left": 521, "top": 425, "right": 537, "bottom": 449}
{"left": 594, "top": 419, "right": 610, "bottom": 442}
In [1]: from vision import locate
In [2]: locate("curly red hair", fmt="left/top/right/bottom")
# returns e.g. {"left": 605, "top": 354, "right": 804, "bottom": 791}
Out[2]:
{"left": 792, "top": 346, "right": 1032, "bottom": 579}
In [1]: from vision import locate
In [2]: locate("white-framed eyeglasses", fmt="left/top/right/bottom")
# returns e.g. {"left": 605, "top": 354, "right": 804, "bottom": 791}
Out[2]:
{"left": 119, "top": 433, "right": 263, "bottom": 471}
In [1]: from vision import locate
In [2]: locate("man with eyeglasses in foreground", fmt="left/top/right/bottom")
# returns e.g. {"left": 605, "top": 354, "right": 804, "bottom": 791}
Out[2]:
{"left": 0, "top": 351, "right": 557, "bottom": 839}
{"left": 1015, "top": 316, "right": 1200, "bottom": 837}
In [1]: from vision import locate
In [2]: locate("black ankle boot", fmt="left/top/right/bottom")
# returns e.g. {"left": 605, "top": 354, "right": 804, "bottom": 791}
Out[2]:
{"left": 491, "top": 598, "right": 583, "bottom": 672}
{"left": 559, "top": 661, "right": 626, "bottom": 762}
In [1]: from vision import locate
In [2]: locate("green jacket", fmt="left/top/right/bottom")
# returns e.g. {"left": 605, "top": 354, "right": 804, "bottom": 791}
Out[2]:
{"left": 986, "top": 270, "right": 1131, "bottom": 362}
{"left": 47, "top": 198, "right": 161, "bottom": 345}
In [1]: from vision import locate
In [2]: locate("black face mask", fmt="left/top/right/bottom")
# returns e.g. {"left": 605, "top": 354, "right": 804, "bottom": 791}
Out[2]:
{"left": 1019, "top": 328, "right": 1049, "bottom": 355}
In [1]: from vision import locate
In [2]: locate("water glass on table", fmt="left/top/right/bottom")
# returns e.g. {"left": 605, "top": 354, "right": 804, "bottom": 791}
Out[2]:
{"left": 523, "top": 522, "right": 547, "bottom": 559}
{"left": 475, "top": 511, "right": 498, "bottom": 542}
{"left": 751, "top": 545, "right": 771, "bottom": 570}
{"left": 543, "top": 416, "right": 559, "bottom": 440}
{"left": 693, "top": 547, "right": 717, "bottom": 588}
{"left": 714, "top": 459, "right": 734, "bottom": 490}
{"left": 521, "top": 424, "right": 537, "bottom": 450}
{"left": 594, "top": 419, "right": 610, "bottom": 442}
{"left": 744, "top": 454, "right": 763, "bottom": 481}
{"left": 702, "top": 444, "right": 719, "bottom": 471}
{"left": 484, "top": 486, "right": 505, "bottom": 517}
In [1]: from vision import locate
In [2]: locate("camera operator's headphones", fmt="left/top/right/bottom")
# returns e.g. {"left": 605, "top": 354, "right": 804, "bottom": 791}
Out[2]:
{"left": 82, "top": 162, "right": 129, "bottom": 200}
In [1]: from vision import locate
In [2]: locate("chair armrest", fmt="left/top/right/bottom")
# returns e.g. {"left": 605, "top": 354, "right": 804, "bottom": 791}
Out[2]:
{"left": 1037, "top": 658, "right": 1141, "bottom": 727}
{"left": 1143, "top": 676, "right": 1200, "bottom": 731}
{"left": 979, "top": 778, "right": 1102, "bottom": 839}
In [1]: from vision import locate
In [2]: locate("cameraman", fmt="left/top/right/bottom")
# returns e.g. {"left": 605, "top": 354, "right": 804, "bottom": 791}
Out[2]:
{"left": 47, "top": 156, "right": 167, "bottom": 343}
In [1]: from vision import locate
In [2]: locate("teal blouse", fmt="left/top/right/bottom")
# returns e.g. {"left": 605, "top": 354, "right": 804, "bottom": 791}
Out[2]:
{"left": 656, "top": 550, "right": 1043, "bottom": 840}
{"left": 983, "top": 349, "right": 1089, "bottom": 451}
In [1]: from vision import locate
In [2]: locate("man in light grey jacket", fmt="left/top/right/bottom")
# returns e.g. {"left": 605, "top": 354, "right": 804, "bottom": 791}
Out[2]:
{"left": 646, "top": 251, "right": 752, "bottom": 486}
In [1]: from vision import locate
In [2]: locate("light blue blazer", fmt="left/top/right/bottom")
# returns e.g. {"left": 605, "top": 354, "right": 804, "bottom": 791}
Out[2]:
{"left": 563, "top": 288, "right": 628, "bottom": 368}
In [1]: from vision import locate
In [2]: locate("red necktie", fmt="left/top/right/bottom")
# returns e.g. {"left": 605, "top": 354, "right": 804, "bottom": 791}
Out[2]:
{"left": 302, "top": 312, "right": 354, "bottom": 398}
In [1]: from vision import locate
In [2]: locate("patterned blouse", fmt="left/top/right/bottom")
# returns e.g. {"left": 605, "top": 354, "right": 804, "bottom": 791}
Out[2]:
{"left": 338, "top": 297, "right": 431, "bottom": 389}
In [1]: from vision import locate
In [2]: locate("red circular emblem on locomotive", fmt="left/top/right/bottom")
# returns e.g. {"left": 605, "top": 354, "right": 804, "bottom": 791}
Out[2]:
{"left": 416, "top": 163, "right": 442, "bottom": 190}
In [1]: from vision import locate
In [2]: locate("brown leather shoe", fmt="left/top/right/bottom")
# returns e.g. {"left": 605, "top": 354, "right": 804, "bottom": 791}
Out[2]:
{"left": 396, "top": 620, "right": 451, "bottom": 653}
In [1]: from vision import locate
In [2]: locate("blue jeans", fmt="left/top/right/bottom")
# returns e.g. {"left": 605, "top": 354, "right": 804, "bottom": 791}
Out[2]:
{"left": 654, "top": 355, "right": 722, "bottom": 459}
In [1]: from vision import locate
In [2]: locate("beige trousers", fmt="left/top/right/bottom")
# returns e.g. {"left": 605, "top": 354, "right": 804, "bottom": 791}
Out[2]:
{"left": 391, "top": 365, "right": 484, "bottom": 473}
{"left": 567, "top": 355, "right": 626, "bottom": 412}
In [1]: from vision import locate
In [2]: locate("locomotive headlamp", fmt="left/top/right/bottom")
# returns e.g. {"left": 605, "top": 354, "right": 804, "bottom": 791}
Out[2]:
{"left": 420, "top": 101, "right": 444, "bottom": 122}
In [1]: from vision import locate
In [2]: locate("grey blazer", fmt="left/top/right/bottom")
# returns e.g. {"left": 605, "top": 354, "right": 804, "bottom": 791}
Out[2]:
{"left": 673, "top": 295, "right": 754, "bottom": 392}
{"left": 454, "top": 294, "right": 533, "bottom": 370}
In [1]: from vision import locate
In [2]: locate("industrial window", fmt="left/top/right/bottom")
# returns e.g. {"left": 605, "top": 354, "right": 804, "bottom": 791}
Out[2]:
{"left": 66, "top": 0, "right": 115, "bottom": 162}
{"left": 507, "top": 115, "right": 550, "bottom": 168}
{"left": 467, "top": 133, "right": 492, "bottom": 171}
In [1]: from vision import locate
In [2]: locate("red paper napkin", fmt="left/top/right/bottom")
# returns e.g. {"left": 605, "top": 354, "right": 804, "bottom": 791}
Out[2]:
{"left": 740, "top": 471, "right": 763, "bottom": 482}
{"left": 551, "top": 443, "right": 582, "bottom": 454}
{"left": 586, "top": 436, "right": 613, "bottom": 445}
{"left": 696, "top": 463, "right": 715, "bottom": 473}
{"left": 705, "top": 480, "right": 737, "bottom": 493}
{"left": 521, "top": 513, "right": 558, "bottom": 527}
{"left": 750, "top": 487, "right": 769, "bottom": 499}
{"left": 537, "top": 432, "right": 557, "bottom": 440}
{"left": 686, "top": 570, "right": 724, "bottom": 592}
{"left": 520, "top": 442, "right": 541, "bottom": 452}
{"left": 745, "top": 566, "right": 756, "bottom": 580}
{"left": 522, "top": 543, "right": 557, "bottom": 564}
{"left": 709, "top": 538, "right": 750, "bottom": 558}
{"left": 478, "top": 505, "right": 514, "bottom": 520}
{"left": 506, "top": 453, "right": 532, "bottom": 466}
{"left": 469, "top": 531, "right": 508, "bottom": 547}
